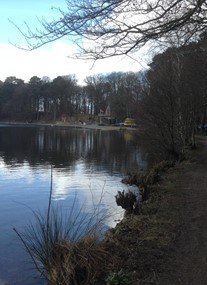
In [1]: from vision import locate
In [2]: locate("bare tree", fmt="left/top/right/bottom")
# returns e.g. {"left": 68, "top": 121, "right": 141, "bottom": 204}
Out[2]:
{"left": 15, "top": 0, "right": 207, "bottom": 59}
{"left": 139, "top": 32, "right": 207, "bottom": 157}
{"left": 140, "top": 47, "right": 190, "bottom": 157}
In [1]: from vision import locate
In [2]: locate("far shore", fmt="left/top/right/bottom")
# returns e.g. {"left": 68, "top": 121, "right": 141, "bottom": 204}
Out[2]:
{"left": 0, "top": 121, "right": 138, "bottom": 131}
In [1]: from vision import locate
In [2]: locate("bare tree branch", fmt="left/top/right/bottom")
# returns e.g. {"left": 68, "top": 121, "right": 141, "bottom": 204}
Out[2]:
{"left": 12, "top": 0, "right": 207, "bottom": 59}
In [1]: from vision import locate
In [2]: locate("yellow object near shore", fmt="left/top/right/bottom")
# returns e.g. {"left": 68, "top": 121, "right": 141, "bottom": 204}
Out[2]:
{"left": 124, "top": 118, "right": 136, "bottom": 127}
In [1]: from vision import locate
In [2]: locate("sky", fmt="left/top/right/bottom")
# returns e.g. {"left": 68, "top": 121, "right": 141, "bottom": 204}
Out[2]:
{"left": 0, "top": 0, "right": 149, "bottom": 85}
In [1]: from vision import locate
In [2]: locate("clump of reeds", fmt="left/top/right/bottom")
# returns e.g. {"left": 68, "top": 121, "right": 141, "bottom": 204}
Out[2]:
{"left": 14, "top": 168, "right": 113, "bottom": 285}
{"left": 115, "top": 190, "right": 139, "bottom": 214}
{"left": 48, "top": 232, "right": 110, "bottom": 285}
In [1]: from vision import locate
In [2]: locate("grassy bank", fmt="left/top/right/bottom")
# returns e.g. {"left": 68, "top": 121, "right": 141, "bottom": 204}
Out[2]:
{"left": 102, "top": 141, "right": 203, "bottom": 285}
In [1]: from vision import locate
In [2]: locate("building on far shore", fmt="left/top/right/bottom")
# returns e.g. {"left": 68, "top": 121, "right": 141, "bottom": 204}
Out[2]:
{"left": 98, "top": 105, "right": 115, "bottom": 125}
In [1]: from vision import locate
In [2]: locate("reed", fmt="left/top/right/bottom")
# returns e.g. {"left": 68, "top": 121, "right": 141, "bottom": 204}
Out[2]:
{"left": 14, "top": 167, "right": 112, "bottom": 285}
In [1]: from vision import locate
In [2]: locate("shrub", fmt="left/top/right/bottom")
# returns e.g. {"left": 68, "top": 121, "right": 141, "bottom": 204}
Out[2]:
{"left": 121, "top": 160, "right": 175, "bottom": 205}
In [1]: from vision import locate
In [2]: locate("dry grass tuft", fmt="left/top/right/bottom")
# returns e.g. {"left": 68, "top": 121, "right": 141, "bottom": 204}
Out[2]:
{"left": 14, "top": 168, "right": 115, "bottom": 285}
{"left": 49, "top": 232, "right": 112, "bottom": 285}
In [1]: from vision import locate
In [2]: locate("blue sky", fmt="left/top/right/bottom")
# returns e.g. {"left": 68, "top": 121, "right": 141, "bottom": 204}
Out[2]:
{"left": 0, "top": 0, "right": 147, "bottom": 84}
{"left": 0, "top": 1, "right": 66, "bottom": 43}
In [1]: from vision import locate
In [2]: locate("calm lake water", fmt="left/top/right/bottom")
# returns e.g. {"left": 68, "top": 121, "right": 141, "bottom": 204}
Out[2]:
{"left": 0, "top": 125, "right": 148, "bottom": 285}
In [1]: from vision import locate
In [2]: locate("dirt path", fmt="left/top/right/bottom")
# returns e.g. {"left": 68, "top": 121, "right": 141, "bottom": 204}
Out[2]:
{"left": 158, "top": 137, "right": 207, "bottom": 284}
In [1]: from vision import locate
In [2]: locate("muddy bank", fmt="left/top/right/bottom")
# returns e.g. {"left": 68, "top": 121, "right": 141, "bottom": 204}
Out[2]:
{"left": 104, "top": 136, "right": 207, "bottom": 285}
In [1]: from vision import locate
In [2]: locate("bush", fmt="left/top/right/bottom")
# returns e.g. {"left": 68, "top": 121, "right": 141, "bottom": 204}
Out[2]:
{"left": 120, "top": 160, "right": 175, "bottom": 207}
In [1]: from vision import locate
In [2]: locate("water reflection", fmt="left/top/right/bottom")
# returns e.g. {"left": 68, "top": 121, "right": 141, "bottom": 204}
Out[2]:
{"left": 0, "top": 125, "right": 148, "bottom": 285}
{"left": 0, "top": 126, "right": 147, "bottom": 170}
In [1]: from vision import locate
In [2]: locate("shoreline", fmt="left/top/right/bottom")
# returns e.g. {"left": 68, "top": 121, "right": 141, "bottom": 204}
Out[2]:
{"left": 0, "top": 121, "right": 138, "bottom": 131}
{"left": 104, "top": 136, "right": 207, "bottom": 284}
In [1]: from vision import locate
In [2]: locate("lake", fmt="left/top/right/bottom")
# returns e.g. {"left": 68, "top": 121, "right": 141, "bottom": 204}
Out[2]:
{"left": 0, "top": 124, "right": 148, "bottom": 285}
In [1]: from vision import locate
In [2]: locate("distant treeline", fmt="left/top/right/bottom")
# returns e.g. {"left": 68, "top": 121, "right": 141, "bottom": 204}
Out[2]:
{"left": 0, "top": 71, "right": 143, "bottom": 122}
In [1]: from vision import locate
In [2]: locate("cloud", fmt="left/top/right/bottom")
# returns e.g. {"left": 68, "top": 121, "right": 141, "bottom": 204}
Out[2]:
{"left": 0, "top": 42, "right": 75, "bottom": 82}
{"left": 0, "top": 41, "right": 148, "bottom": 85}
